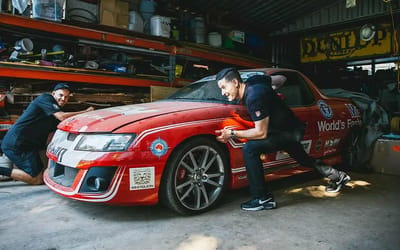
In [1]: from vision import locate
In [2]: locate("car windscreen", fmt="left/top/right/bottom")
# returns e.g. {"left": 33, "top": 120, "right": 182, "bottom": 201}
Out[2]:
{"left": 166, "top": 80, "right": 235, "bottom": 104}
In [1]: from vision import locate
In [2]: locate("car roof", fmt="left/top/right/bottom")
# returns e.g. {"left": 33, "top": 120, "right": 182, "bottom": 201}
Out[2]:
{"left": 197, "top": 68, "right": 297, "bottom": 82}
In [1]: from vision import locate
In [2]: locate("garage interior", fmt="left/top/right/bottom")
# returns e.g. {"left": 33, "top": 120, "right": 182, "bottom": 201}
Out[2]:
{"left": 0, "top": 0, "right": 399, "bottom": 249}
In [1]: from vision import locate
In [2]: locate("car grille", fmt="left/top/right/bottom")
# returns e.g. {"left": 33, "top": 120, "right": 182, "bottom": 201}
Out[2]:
{"left": 48, "top": 160, "right": 79, "bottom": 188}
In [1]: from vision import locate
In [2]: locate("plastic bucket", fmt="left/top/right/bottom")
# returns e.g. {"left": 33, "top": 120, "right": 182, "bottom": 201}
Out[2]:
{"left": 223, "top": 35, "right": 234, "bottom": 49}
{"left": 150, "top": 15, "right": 171, "bottom": 38}
{"left": 128, "top": 11, "right": 144, "bottom": 32}
{"left": 208, "top": 32, "right": 222, "bottom": 47}
{"left": 15, "top": 38, "right": 33, "bottom": 52}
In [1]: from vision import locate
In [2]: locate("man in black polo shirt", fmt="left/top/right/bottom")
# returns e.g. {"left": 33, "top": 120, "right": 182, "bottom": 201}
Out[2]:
{"left": 0, "top": 83, "right": 94, "bottom": 185}
{"left": 215, "top": 68, "right": 350, "bottom": 211}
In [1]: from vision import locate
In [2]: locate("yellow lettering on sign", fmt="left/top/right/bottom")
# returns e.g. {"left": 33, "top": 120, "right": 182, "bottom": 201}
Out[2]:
{"left": 300, "top": 24, "right": 392, "bottom": 62}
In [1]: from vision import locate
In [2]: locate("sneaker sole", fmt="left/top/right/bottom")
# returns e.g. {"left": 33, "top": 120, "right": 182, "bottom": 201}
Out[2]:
{"left": 263, "top": 202, "right": 277, "bottom": 210}
{"left": 0, "top": 175, "right": 12, "bottom": 181}
{"left": 326, "top": 175, "right": 351, "bottom": 193}
{"left": 241, "top": 205, "right": 265, "bottom": 211}
{"left": 241, "top": 202, "right": 277, "bottom": 211}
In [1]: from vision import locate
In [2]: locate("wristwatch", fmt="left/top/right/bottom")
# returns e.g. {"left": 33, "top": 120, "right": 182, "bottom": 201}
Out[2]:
{"left": 230, "top": 129, "right": 235, "bottom": 138}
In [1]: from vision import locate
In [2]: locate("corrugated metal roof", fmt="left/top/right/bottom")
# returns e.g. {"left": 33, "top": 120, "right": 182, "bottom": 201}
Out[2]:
{"left": 177, "top": 0, "right": 335, "bottom": 34}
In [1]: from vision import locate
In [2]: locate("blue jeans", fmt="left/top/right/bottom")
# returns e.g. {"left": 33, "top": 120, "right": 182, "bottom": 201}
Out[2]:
{"left": 242, "top": 129, "right": 318, "bottom": 198}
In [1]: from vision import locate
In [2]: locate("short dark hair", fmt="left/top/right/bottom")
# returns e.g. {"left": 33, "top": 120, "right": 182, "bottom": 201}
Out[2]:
{"left": 53, "top": 83, "right": 71, "bottom": 92}
{"left": 216, "top": 67, "right": 242, "bottom": 82}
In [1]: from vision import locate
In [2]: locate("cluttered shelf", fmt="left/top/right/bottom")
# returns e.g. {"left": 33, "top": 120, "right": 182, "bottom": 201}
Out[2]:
{"left": 0, "top": 13, "right": 267, "bottom": 67}
{"left": 0, "top": 13, "right": 171, "bottom": 52}
{"left": 0, "top": 12, "right": 268, "bottom": 91}
{"left": 0, "top": 61, "right": 171, "bottom": 88}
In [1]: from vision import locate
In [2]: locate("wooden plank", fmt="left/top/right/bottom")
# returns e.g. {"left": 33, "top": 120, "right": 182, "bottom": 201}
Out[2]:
{"left": 150, "top": 86, "right": 178, "bottom": 102}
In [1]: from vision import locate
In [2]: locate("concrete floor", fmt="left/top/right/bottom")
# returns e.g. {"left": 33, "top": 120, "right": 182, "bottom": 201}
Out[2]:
{"left": 0, "top": 171, "right": 399, "bottom": 250}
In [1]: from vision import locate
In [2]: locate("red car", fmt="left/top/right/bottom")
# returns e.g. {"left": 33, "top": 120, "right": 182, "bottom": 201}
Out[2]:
{"left": 44, "top": 68, "right": 363, "bottom": 215}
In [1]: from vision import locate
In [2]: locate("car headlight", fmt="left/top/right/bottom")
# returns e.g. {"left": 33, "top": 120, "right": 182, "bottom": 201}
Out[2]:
{"left": 75, "top": 134, "right": 135, "bottom": 152}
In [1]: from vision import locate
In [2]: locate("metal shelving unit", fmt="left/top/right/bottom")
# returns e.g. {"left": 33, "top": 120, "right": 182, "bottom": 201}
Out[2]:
{"left": 0, "top": 13, "right": 268, "bottom": 87}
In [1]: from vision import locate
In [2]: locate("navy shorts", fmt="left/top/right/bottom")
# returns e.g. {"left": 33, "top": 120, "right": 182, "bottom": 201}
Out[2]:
{"left": 2, "top": 148, "right": 44, "bottom": 177}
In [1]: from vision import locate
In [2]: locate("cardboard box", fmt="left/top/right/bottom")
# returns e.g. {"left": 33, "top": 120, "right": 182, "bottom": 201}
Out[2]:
{"left": 100, "top": 9, "right": 117, "bottom": 26}
{"left": 117, "top": 14, "right": 129, "bottom": 28}
{"left": 100, "top": 0, "right": 130, "bottom": 28}
{"left": 101, "top": 0, "right": 117, "bottom": 11}
{"left": 116, "top": 1, "right": 129, "bottom": 15}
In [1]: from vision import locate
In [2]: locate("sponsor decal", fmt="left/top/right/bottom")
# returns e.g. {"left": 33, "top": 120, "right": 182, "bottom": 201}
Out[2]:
{"left": 317, "top": 118, "right": 362, "bottom": 132}
{"left": 129, "top": 167, "right": 155, "bottom": 190}
{"left": 324, "top": 138, "right": 341, "bottom": 147}
{"left": 345, "top": 104, "right": 361, "bottom": 118}
{"left": 317, "top": 100, "right": 333, "bottom": 119}
{"left": 323, "top": 148, "right": 337, "bottom": 155}
{"left": 49, "top": 146, "right": 68, "bottom": 162}
{"left": 150, "top": 137, "right": 169, "bottom": 157}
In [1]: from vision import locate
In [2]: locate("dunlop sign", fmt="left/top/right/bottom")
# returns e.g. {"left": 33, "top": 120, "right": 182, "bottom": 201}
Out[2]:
{"left": 301, "top": 24, "right": 392, "bottom": 63}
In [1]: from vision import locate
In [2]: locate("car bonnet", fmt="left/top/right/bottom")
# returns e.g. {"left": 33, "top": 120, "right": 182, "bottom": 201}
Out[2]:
{"left": 58, "top": 101, "right": 221, "bottom": 133}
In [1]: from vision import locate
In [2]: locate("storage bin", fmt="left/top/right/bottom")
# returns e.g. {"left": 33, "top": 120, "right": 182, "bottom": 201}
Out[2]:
{"left": 370, "top": 137, "right": 400, "bottom": 176}
{"left": 32, "top": 0, "right": 65, "bottom": 22}
{"left": 150, "top": 15, "right": 171, "bottom": 38}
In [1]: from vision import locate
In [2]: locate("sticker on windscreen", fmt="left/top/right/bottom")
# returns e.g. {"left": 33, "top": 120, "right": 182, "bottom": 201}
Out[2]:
{"left": 317, "top": 100, "right": 333, "bottom": 119}
{"left": 150, "top": 137, "right": 169, "bottom": 157}
{"left": 129, "top": 167, "right": 155, "bottom": 190}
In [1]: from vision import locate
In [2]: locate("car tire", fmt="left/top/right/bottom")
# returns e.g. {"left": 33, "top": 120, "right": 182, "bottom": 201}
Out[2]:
{"left": 341, "top": 128, "right": 369, "bottom": 171}
{"left": 160, "top": 137, "right": 229, "bottom": 215}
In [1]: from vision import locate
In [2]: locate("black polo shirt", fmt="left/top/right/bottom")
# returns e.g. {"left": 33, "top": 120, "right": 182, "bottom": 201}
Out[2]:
{"left": 243, "top": 75, "right": 304, "bottom": 133}
{"left": 2, "top": 93, "right": 61, "bottom": 150}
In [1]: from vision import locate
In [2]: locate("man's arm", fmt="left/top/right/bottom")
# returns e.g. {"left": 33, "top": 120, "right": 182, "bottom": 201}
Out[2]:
{"left": 53, "top": 107, "right": 94, "bottom": 121}
{"left": 216, "top": 116, "right": 269, "bottom": 143}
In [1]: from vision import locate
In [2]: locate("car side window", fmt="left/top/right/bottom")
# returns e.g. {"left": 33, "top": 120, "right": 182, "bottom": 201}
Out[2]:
{"left": 273, "top": 72, "right": 315, "bottom": 107}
